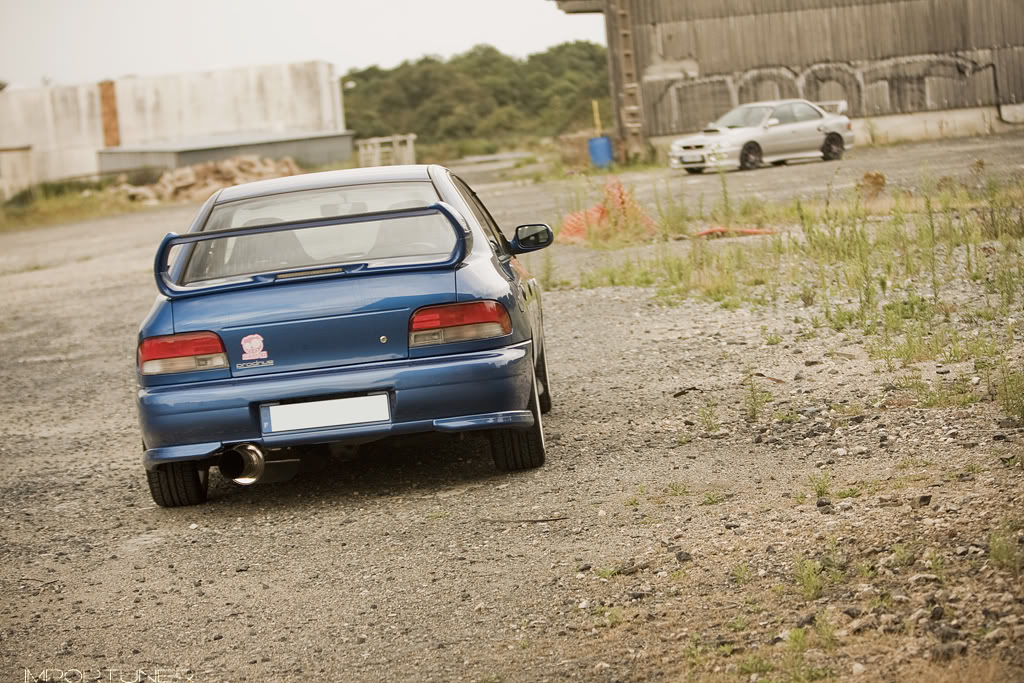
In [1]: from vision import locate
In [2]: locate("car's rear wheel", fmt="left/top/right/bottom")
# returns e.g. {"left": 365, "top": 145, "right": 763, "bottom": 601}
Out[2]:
{"left": 490, "top": 378, "right": 545, "bottom": 471}
{"left": 822, "top": 134, "right": 845, "bottom": 161}
{"left": 146, "top": 461, "right": 209, "bottom": 507}
{"left": 739, "top": 143, "right": 762, "bottom": 171}
{"left": 537, "top": 349, "right": 553, "bottom": 415}
{"left": 684, "top": 167, "right": 704, "bottom": 175}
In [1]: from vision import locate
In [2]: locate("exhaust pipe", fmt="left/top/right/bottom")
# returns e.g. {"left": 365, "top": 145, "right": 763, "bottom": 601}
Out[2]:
{"left": 219, "top": 444, "right": 265, "bottom": 485}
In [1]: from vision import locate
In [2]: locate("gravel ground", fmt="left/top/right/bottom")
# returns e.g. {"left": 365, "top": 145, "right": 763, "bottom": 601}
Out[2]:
{"left": 1, "top": 135, "right": 1023, "bottom": 683}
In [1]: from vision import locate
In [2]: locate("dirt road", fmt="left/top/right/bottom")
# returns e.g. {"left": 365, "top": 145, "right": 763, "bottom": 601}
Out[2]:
{"left": 1, "top": 134, "right": 1023, "bottom": 682}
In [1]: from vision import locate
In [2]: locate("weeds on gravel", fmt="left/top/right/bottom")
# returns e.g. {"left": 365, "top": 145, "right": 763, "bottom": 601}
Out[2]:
{"left": 654, "top": 182, "right": 690, "bottom": 239}
{"left": 743, "top": 375, "right": 773, "bottom": 422}
{"left": 815, "top": 613, "right": 838, "bottom": 652}
{"left": 697, "top": 398, "right": 720, "bottom": 433}
{"left": 996, "top": 365, "right": 1024, "bottom": 420}
{"left": 738, "top": 655, "right": 773, "bottom": 675}
{"left": 666, "top": 482, "right": 689, "bottom": 496}
{"left": 989, "top": 522, "right": 1022, "bottom": 577}
{"left": 890, "top": 543, "right": 917, "bottom": 568}
{"left": 731, "top": 563, "right": 753, "bottom": 585}
{"left": 808, "top": 472, "right": 831, "bottom": 498}
{"left": 573, "top": 165, "right": 1024, "bottom": 393}
{"left": 701, "top": 491, "right": 726, "bottom": 506}
{"left": 727, "top": 615, "right": 749, "bottom": 632}
{"left": 794, "top": 559, "right": 825, "bottom": 600}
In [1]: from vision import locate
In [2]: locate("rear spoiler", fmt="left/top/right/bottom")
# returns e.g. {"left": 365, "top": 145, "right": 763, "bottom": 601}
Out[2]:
{"left": 817, "top": 100, "right": 849, "bottom": 115}
{"left": 154, "top": 202, "right": 471, "bottom": 300}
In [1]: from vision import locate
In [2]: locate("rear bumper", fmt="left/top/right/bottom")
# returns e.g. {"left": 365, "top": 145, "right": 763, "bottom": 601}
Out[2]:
{"left": 138, "top": 342, "right": 533, "bottom": 469}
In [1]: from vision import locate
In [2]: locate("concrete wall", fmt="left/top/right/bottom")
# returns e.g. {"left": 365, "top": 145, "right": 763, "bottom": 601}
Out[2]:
{"left": 0, "top": 84, "right": 106, "bottom": 183}
{"left": 114, "top": 61, "right": 344, "bottom": 146}
{"left": 0, "top": 61, "right": 346, "bottom": 188}
{"left": 0, "top": 147, "right": 35, "bottom": 201}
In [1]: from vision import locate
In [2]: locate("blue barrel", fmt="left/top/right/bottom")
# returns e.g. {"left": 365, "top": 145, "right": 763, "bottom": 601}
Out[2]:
{"left": 588, "top": 136, "right": 614, "bottom": 168}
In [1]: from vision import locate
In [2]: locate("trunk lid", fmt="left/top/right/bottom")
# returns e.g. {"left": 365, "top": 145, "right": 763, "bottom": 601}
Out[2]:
{"left": 171, "top": 272, "right": 455, "bottom": 376}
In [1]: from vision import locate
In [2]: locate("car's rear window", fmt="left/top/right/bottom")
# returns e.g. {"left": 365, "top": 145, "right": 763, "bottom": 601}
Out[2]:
{"left": 182, "top": 182, "right": 454, "bottom": 284}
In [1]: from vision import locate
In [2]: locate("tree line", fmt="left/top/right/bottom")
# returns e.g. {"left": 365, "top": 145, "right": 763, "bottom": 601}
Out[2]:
{"left": 342, "top": 41, "right": 611, "bottom": 144}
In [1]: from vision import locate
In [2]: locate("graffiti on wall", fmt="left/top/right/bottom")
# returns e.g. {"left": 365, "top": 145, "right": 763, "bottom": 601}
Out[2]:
{"left": 644, "top": 52, "right": 1001, "bottom": 136}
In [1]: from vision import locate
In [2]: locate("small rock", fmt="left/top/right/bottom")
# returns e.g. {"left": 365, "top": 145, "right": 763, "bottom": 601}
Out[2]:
{"left": 931, "top": 605, "right": 945, "bottom": 620}
{"left": 188, "top": 523, "right": 199, "bottom": 530}
{"left": 910, "top": 494, "right": 932, "bottom": 509}
{"left": 853, "top": 446, "right": 869, "bottom": 456}
{"left": 830, "top": 447, "right": 848, "bottom": 458}
{"left": 984, "top": 628, "right": 1005, "bottom": 642}
{"left": 816, "top": 498, "right": 832, "bottom": 507}
{"left": 852, "top": 662, "right": 866, "bottom": 676}
{"left": 675, "top": 551, "right": 693, "bottom": 564}
{"left": 797, "top": 612, "right": 816, "bottom": 627}
{"left": 578, "top": 600, "right": 590, "bottom": 610}
{"left": 909, "top": 573, "right": 939, "bottom": 584}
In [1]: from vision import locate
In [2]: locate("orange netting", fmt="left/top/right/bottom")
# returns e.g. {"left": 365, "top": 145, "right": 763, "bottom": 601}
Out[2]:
{"left": 558, "top": 179, "right": 658, "bottom": 245}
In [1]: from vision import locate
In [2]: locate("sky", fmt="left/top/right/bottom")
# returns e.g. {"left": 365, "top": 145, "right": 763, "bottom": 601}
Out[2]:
{"left": 0, "top": 0, "right": 607, "bottom": 88}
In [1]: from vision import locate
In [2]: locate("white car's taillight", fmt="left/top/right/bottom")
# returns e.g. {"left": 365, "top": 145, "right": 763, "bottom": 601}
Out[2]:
{"left": 138, "top": 331, "right": 229, "bottom": 375}
{"left": 409, "top": 301, "right": 512, "bottom": 347}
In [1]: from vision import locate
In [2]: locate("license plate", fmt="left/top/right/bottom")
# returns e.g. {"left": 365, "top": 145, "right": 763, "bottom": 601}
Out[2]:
{"left": 263, "top": 394, "right": 390, "bottom": 433}
{"left": 681, "top": 154, "right": 703, "bottom": 163}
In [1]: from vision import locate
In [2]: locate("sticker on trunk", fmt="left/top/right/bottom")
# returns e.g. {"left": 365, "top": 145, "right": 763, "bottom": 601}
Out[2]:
{"left": 241, "top": 334, "right": 268, "bottom": 360}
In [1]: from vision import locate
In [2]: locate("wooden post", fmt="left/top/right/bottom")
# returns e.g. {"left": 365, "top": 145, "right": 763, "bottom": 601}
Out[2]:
{"left": 613, "top": 0, "right": 646, "bottom": 161}
{"left": 592, "top": 99, "right": 602, "bottom": 136}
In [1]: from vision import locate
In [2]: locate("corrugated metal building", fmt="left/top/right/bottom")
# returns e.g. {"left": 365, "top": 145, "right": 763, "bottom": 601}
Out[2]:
{"left": 555, "top": 0, "right": 1024, "bottom": 152}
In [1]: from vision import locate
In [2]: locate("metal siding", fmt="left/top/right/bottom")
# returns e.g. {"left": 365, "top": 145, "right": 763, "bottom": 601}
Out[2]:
{"left": 631, "top": 0, "right": 1024, "bottom": 135}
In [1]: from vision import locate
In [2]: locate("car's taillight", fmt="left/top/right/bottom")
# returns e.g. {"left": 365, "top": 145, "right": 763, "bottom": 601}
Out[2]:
{"left": 137, "top": 331, "right": 228, "bottom": 375}
{"left": 409, "top": 301, "right": 512, "bottom": 347}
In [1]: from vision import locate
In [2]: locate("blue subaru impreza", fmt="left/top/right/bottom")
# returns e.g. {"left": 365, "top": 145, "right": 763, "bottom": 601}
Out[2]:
{"left": 136, "top": 165, "right": 554, "bottom": 507}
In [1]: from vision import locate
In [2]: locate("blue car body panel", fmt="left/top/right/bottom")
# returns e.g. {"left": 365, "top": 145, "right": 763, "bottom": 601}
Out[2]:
{"left": 136, "top": 165, "right": 548, "bottom": 469}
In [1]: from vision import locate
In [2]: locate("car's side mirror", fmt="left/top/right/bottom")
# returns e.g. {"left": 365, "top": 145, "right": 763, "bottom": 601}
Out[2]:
{"left": 766, "top": 118, "right": 781, "bottom": 128}
{"left": 510, "top": 223, "right": 554, "bottom": 254}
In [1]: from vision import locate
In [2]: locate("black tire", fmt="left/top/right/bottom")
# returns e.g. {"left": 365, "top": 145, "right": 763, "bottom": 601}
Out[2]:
{"left": 146, "top": 461, "right": 209, "bottom": 507}
{"left": 823, "top": 133, "right": 845, "bottom": 161}
{"left": 536, "top": 349, "right": 553, "bottom": 415}
{"left": 739, "top": 143, "right": 762, "bottom": 171}
{"left": 490, "top": 379, "right": 546, "bottom": 471}
{"left": 684, "top": 167, "right": 704, "bottom": 175}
